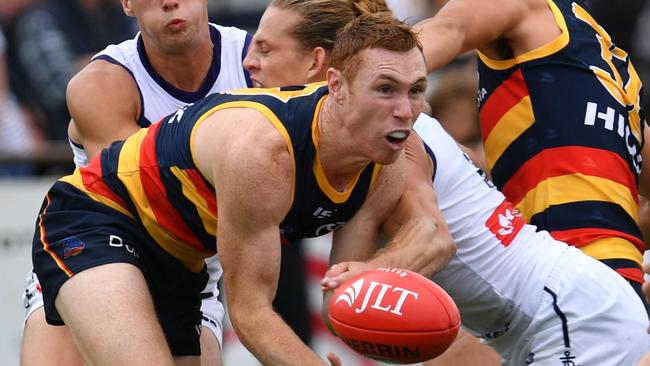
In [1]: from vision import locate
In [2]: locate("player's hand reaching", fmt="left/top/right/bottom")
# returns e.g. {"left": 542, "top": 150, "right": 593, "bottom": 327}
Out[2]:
{"left": 321, "top": 261, "right": 377, "bottom": 292}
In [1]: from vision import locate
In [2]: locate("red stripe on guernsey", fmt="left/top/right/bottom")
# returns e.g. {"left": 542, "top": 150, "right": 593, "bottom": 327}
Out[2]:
{"left": 485, "top": 200, "right": 526, "bottom": 247}
{"left": 80, "top": 156, "right": 129, "bottom": 209}
{"left": 615, "top": 267, "right": 644, "bottom": 284}
{"left": 480, "top": 69, "right": 529, "bottom": 139}
{"left": 184, "top": 168, "right": 217, "bottom": 214}
{"left": 550, "top": 228, "right": 645, "bottom": 253}
{"left": 502, "top": 146, "right": 638, "bottom": 206}
{"left": 139, "top": 123, "right": 203, "bottom": 250}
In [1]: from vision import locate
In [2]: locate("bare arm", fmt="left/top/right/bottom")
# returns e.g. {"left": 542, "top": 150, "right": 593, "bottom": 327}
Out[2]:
{"left": 194, "top": 108, "right": 331, "bottom": 365}
{"left": 66, "top": 60, "right": 141, "bottom": 161}
{"left": 414, "top": 0, "right": 546, "bottom": 73}
{"left": 322, "top": 135, "right": 455, "bottom": 290}
{"left": 376, "top": 135, "right": 456, "bottom": 277}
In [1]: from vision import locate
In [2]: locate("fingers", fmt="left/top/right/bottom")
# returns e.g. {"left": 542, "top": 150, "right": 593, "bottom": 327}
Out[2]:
{"left": 321, "top": 262, "right": 351, "bottom": 291}
{"left": 321, "top": 262, "right": 377, "bottom": 291}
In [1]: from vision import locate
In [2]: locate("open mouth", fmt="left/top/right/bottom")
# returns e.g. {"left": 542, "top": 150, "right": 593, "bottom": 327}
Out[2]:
{"left": 386, "top": 130, "right": 409, "bottom": 144}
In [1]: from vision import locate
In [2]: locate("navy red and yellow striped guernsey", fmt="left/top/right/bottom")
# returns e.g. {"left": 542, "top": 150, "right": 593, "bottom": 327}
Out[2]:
{"left": 477, "top": 0, "right": 645, "bottom": 282}
{"left": 49, "top": 83, "right": 382, "bottom": 272}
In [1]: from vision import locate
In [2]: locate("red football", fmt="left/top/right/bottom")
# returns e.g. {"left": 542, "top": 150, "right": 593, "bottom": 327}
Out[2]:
{"left": 328, "top": 268, "right": 460, "bottom": 364}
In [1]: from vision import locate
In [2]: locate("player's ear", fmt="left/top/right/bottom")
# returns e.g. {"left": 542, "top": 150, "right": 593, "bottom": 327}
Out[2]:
{"left": 121, "top": 0, "right": 135, "bottom": 17}
{"left": 326, "top": 67, "right": 345, "bottom": 105}
{"left": 306, "top": 47, "right": 329, "bottom": 83}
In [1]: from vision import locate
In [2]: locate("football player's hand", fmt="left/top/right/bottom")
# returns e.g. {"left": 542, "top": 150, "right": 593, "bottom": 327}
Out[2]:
{"left": 321, "top": 261, "right": 377, "bottom": 291}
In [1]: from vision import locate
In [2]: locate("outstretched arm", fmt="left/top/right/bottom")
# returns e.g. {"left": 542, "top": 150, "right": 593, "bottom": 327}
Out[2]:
{"left": 415, "top": 0, "right": 538, "bottom": 72}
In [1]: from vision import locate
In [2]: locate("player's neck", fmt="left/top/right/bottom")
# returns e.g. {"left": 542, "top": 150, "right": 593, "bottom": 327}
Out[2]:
{"left": 145, "top": 40, "right": 214, "bottom": 92}
{"left": 317, "top": 98, "right": 371, "bottom": 191}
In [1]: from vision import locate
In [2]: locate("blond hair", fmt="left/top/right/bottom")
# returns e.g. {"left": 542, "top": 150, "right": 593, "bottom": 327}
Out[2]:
{"left": 269, "top": 0, "right": 391, "bottom": 51}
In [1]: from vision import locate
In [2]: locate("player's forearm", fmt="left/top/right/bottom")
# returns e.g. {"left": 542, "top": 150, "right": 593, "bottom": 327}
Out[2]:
{"left": 229, "top": 304, "right": 326, "bottom": 365}
{"left": 370, "top": 218, "right": 455, "bottom": 277}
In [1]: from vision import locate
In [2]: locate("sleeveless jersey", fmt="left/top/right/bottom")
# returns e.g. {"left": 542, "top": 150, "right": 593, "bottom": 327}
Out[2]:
{"left": 476, "top": 0, "right": 645, "bottom": 281}
{"left": 60, "top": 83, "right": 381, "bottom": 272}
{"left": 70, "top": 23, "right": 252, "bottom": 167}
{"left": 414, "top": 114, "right": 568, "bottom": 338}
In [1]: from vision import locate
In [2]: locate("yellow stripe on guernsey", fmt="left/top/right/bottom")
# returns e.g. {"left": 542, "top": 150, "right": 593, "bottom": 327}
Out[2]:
{"left": 310, "top": 97, "right": 383, "bottom": 203}
{"left": 515, "top": 174, "right": 638, "bottom": 221}
{"left": 189, "top": 101, "right": 297, "bottom": 205}
{"left": 572, "top": 3, "right": 643, "bottom": 141}
{"left": 581, "top": 237, "right": 643, "bottom": 264}
{"left": 170, "top": 166, "right": 217, "bottom": 234}
{"left": 114, "top": 129, "right": 205, "bottom": 272}
{"left": 225, "top": 81, "right": 327, "bottom": 102}
{"left": 60, "top": 171, "right": 134, "bottom": 219}
{"left": 484, "top": 96, "right": 534, "bottom": 172}
{"left": 477, "top": 0, "right": 569, "bottom": 70}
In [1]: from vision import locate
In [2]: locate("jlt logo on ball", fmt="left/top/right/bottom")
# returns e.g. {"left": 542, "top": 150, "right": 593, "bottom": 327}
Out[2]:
{"left": 335, "top": 277, "right": 419, "bottom": 316}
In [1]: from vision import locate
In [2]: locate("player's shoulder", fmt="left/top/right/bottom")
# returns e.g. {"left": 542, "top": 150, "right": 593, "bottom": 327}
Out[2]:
{"left": 67, "top": 59, "right": 139, "bottom": 114}
{"left": 68, "top": 59, "right": 135, "bottom": 95}
{"left": 209, "top": 23, "right": 249, "bottom": 43}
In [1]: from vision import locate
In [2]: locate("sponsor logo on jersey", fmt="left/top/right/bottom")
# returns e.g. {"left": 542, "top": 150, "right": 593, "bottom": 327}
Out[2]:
{"left": 314, "top": 222, "right": 346, "bottom": 236}
{"left": 313, "top": 206, "right": 337, "bottom": 219}
{"left": 485, "top": 200, "right": 525, "bottom": 247}
{"left": 583, "top": 101, "right": 642, "bottom": 174}
{"left": 108, "top": 235, "right": 139, "bottom": 258}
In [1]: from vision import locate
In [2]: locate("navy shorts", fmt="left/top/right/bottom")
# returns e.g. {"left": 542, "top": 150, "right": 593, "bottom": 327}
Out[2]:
{"left": 32, "top": 181, "right": 209, "bottom": 356}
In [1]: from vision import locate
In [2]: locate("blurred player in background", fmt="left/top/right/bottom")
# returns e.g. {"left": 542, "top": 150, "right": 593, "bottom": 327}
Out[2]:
{"left": 416, "top": 0, "right": 650, "bottom": 309}
{"left": 21, "top": 0, "right": 251, "bottom": 364}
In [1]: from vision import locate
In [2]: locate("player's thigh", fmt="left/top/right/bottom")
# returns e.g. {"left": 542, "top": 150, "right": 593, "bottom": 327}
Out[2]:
{"left": 56, "top": 262, "right": 174, "bottom": 365}
{"left": 199, "top": 327, "right": 222, "bottom": 366}
{"left": 20, "top": 307, "right": 83, "bottom": 366}
{"left": 423, "top": 329, "right": 501, "bottom": 366}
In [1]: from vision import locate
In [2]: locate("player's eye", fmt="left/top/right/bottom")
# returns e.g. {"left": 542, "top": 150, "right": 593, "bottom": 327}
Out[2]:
{"left": 377, "top": 85, "right": 392, "bottom": 94}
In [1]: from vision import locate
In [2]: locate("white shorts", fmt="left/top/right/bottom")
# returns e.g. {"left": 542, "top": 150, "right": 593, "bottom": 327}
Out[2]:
{"left": 486, "top": 246, "right": 650, "bottom": 365}
{"left": 22, "top": 255, "right": 225, "bottom": 346}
